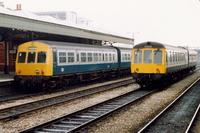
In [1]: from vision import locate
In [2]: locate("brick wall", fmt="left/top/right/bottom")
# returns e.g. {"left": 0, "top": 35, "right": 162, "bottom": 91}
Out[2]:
{"left": 0, "top": 41, "right": 16, "bottom": 71}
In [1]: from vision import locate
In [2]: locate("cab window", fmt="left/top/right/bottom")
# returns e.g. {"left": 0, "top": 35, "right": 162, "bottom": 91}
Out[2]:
{"left": 37, "top": 52, "right": 46, "bottom": 63}
{"left": 154, "top": 50, "right": 162, "bottom": 64}
{"left": 18, "top": 52, "right": 26, "bottom": 63}
{"left": 27, "top": 52, "right": 36, "bottom": 63}
{"left": 144, "top": 50, "right": 152, "bottom": 63}
{"left": 134, "top": 50, "right": 142, "bottom": 63}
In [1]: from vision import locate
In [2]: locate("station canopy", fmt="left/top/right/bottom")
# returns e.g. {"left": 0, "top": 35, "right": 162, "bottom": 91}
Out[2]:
{"left": 0, "top": 6, "right": 133, "bottom": 45}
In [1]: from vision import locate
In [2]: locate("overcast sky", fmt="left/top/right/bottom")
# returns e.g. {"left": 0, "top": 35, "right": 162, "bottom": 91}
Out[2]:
{"left": 2, "top": 0, "right": 200, "bottom": 47}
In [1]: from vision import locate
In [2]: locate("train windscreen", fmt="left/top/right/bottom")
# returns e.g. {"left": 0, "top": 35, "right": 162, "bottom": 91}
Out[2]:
{"left": 27, "top": 52, "right": 36, "bottom": 63}
{"left": 154, "top": 50, "right": 162, "bottom": 64}
{"left": 18, "top": 52, "right": 26, "bottom": 63}
{"left": 37, "top": 52, "right": 46, "bottom": 63}
{"left": 134, "top": 50, "right": 142, "bottom": 63}
{"left": 144, "top": 50, "right": 152, "bottom": 63}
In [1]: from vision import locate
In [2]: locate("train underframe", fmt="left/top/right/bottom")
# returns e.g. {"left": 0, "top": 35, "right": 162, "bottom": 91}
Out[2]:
{"left": 14, "top": 68, "right": 130, "bottom": 92}
{"left": 132, "top": 66, "right": 196, "bottom": 88}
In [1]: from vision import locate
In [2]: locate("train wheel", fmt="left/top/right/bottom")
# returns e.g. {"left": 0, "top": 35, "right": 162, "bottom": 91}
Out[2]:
{"left": 42, "top": 82, "right": 52, "bottom": 92}
{"left": 19, "top": 81, "right": 26, "bottom": 91}
{"left": 62, "top": 80, "right": 69, "bottom": 89}
{"left": 100, "top": 72, "right": 105, "bottom": 82}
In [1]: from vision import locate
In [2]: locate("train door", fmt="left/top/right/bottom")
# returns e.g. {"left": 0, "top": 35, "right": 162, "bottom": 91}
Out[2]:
{"left": 53, "top": 50, "right": 57, "bottom": 75}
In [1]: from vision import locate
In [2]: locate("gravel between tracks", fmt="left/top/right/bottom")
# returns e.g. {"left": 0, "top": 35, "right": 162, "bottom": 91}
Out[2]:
{"left": 0, "top": 71, "right": 199, "bottom": 133}
{"left": 0, "top": 77, "right": 139, "bottom": 133}
{"left": 85, "top": 70, "right": 200, "bottom": 133}
{"left": 0, "top": 77, "right": 132, "bottom": 109}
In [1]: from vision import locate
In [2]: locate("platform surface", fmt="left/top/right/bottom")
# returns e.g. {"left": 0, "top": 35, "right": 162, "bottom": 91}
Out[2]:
{"left": 0, "top": 71, "right": 15, "bottom": 82}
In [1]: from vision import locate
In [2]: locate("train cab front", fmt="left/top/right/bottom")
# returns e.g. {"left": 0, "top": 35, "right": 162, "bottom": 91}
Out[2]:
{"left": 14, "top": 41, "right": 53, "bottom": 91}
{"left": 131, "top": 42, "right": 166, "bottom": 85}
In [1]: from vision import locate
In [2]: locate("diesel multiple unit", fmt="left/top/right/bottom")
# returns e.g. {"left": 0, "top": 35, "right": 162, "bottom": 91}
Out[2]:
{"left": 131, "top": 41, "right": 198, "bottom": 86}
{"left": 14, "top": 40, "right": 132, "bottom": 91}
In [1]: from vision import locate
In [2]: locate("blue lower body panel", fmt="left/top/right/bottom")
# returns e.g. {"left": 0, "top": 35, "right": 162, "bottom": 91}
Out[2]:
{"left": 53, "top": 63, "right": 118, "bottom": 75}
{"left": 120, "top": 62, "right": 131, "bottom": 68}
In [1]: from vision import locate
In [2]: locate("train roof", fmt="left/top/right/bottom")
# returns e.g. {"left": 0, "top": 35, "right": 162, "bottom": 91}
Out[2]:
{"left": 31, "top": 40, "right": 116, "bottom": 50}
{"left": 133, "top": 41, "right": 188, "bottom": 51}
{"left": 134, "top": 42, "right": 173, "bottom": 48}
{"left": 28, "top": 40, "right": 132, "bottom": 51}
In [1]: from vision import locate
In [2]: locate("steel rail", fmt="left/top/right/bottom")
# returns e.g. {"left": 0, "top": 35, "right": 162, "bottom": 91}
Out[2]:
{"left": 19, "top": 88, "right": 157, "bottom": 133}
{"left": 138, "top": 78, "right": 200, "bottom": 133}
{"left": 185, "top": 104, "right": 200, "bottom": 133}
{"left": 0, "top": 76, "right": 132, "bottom": 103}
{"left": 0, "top": 79, "right": 133, "bottom": 121}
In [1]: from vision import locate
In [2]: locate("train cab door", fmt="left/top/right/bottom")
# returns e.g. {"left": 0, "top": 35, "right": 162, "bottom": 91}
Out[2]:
{"left": 53, "top": 50, "right": 57, "bottom": 75}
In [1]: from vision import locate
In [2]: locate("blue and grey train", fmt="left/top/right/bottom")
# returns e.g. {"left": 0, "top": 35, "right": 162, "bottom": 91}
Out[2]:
{"left": 14, "top": 40, "right": 132, "bottom": 91}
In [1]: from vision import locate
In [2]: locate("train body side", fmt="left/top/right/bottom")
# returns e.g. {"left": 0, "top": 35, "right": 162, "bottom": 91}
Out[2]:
{"left": 50, "top": 42, "right": 118, "bottom": 76}
{"left": 14, "top": 40, "right": 132, "bottom": 91}
{"left": 188, "top": 50, "right": 198, "bottom": 69}
{"left": 113, "top": 47, "right": 132, "bottom": 69}
{"left": 164, "top": 45, "right": 188, "bottom": 73}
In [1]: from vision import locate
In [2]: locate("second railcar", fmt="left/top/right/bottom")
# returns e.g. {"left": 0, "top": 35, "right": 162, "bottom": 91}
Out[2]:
{"left": 131, "top": 41, "right": 198, "bottom": 86}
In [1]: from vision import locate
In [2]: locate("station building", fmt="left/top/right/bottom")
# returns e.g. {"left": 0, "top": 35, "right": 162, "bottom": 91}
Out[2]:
{"left": 0, "top": 4, "right": 134, "bottom": 74}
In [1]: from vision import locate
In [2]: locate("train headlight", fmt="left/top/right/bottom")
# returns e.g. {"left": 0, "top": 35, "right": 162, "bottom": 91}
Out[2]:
{"left": 156, "top": 68, "right": 160, "bottom": 73}
{"left": 136, "top": 68, "right": 139, "bottom": 71}
{"left": 17, "top": 70, "right": 21, "bottom": 73}
{"left": 41, "top": 70, "right": 45, "bottom": 74}
{"left": 36, "top": 70, "right": 40, "bottom": 74}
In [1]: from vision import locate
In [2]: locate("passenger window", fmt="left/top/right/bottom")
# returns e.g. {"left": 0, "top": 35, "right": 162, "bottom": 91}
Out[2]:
{"left": 68, "top": 52, "right": 74, "bottom": 63}
{"left": 18, "top": 52, "right": 26, "bottom": 63}
{"left": 109, "top": 53, "right": 112, "bottom": 61}
{"left": 173, "top": 52, "right": 176, "bottom": 63}
{"left": 37, "top": 52, "right": 46, "bottom": 63}
{"left": 105, "top": 53, "right": 108, "bottom": 61}
{"left": 144, "top": 50, "right": 152, "bottom": 63}
{"left": 99, "top": 53, "right": 102, "bottom": 62}
{"left": 59, "top": 52, "right": 66, "bottom": 63}
{"left": 128, "top": 54, "right": 131, "bottom": 60}
{"left": 27, "top": 52, "right": 36, "bottom": 63}
{"left": 81, "top": 53, "right": 86, "bottom": 62}
{"left": 154, "top": 50, "right": 162, "bottom": 64}
{"left": 125, "top": 53, "right": 128, "bottom": 60}
{"left": 93, "top": 53, "right": 98, "bottom": 62}
{"left": 87, "top": 53, "right": 92, "bottom": 62}
{"left": 113, "top": 53, "right": 115, "bottom": 61}
{"left": 134, "top": 50, "right": 142, "bottom": 63}
{"left": 122, "top": 54, "right": 125, "bottom": 61}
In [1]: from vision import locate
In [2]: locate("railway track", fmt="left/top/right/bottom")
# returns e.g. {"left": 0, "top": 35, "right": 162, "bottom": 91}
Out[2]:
{"left": 19, "top": 87, "right": 157, "bottom": 133}
{"left": 186, "top": 104, "right": 200, "bottom": 133}
{"left": 0, "top": 76, "right": 132, "bottom": 103}
{"left": 188, "top": 104, "right": 200, "bottom": 132}
{"left": 138, "top": 78, "right": 200, "bottom": 133}
{"left": 0, "top": 78, "right": 133, "bottom": 121}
